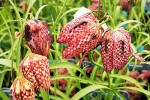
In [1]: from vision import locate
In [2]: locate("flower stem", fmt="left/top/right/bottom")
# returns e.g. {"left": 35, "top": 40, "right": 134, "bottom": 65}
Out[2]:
{"left": 107, "top": 73, "right": 111, "bottom": 88}
{"left": 107, "top": 73, "right": 111, "bottom": 100}
{"left": 109, "top": 15, "right": 115, "bottom": 29}
{"left": 97, "top": 0, "right": 101, "bottom": 19}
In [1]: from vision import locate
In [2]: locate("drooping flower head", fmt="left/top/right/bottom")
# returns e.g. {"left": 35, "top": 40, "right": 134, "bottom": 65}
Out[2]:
{"left": 57, "top": 7, "right": 102, "bottom": 64}
{"left": 118, "top": 0, "right": 138, "bottom": 11}
{"left": 100, "top": 28, "right": 145, "bottom": 72}
{"left": 20, "top": 53, "right": 50, "bottom": 93}
{"left": 24, "top": 19, "right": 51, "bottom": 56}
{"left": 10, "top": 76, "right": 35, "bottom": 100}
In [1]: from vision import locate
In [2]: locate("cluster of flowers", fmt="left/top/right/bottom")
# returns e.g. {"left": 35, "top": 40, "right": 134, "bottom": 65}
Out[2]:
{"left": 57, "top": 7, "right": 144, "bottom": 72}
{"left": 10, "top": 6, "right": 144, "bottom": 99}
{"left": 10, "top": 20, "right": 52, "bottom": 100}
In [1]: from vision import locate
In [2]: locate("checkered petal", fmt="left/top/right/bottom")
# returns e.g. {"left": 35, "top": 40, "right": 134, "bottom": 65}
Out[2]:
{"left": 24, "top": 19, "right": 52, "bottom": 56}
{"left": 57, "top": 13, "right": 97, "bottom": 44}
{"left": 10, "top": 76, "right": 35, "bottom": 100}
{"left": 20, "top": 53, "right": 50, "bottom": 93}
{"left": 57, "top": 12, "right": 101, "bottom": 61}
{"left": 101, "top": 28, "right": 145, "bottom": 72}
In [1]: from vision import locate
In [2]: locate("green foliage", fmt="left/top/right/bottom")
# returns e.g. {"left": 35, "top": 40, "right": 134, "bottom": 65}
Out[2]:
{"left": 0, "top": 0, "right": 150, "bottom": 100}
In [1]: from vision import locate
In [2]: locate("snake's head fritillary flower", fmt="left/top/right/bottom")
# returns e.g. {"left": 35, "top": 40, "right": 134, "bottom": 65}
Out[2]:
{"left": 101, "top": 28, "right": 145, "bottom": 72}
{"left": 88, "top": 0, "right": 99, "bottom": 10}
{"left": 24, "top": 19, "right": 51, "bottom": 56}
{"left": 10, "top": 76, "right": 34, "bottom": 100}
{"left": 129, "top": 71, "right": 140, "bottom": 78}
{"left": 138, "top": 71, "right": 150, "bottom": 80}
{"left": 20, "top": 53, "right": 50, "bottom": 93}
{"left": 118, "top": 0, "right": 138, "bottom": 11}
{"left": 57, "top": 7, "right": 102, "bottom": 64}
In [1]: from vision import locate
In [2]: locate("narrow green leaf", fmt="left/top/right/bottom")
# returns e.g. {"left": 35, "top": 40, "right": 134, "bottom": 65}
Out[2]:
{"left": 111, "top": 74, "right": 143, "bottom": 89}
{"left": 116, "top": 20, "right": 143, "bottom": 28}
{"left": 51, "top": 75, "right": 94, "bottom": 84}
{"left": 40, "top": 87, "right": 49, "bottom": 100}
{"left": 70, "top": 85, "right": 125, "bottom": 100}
{"left": 119, "top": 87, "right": 150, "bottom": 96}
{"left": 0, "top": 89, "right": 10, "bottom": 100}
{"left": 35, "top": 5, "right": 47, "bottom": 19}
{"left": 60, "top": 8, "right": 79, "bottom": 19}
{"left": 0, "top": 59, "right": 16, "bottom": 68}
{"left": 0, "top": 69, "right": 11, "bottom": 74}
{"left": 50, "top": 86, "right": 70, "bottom": 100}
{"left": 50, "top": 62, "right": 87, "bottom": 77}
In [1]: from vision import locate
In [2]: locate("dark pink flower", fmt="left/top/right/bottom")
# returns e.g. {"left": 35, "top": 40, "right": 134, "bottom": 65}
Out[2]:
{"left": 100, "top": 28, "right": 145, "bottom": 72}
{"left": 88, "top": 0, "right": 103, "bottom": 19}
{"left": 138, "top": 71, "right": 150, "bottom": 80}
{"left": 20, "top": 53, "right": 50, "bottom": 93}
{"left": 129, "top": 71, "right": 140, "bottom": 78}
{"left": 24, "top": 19, "right": 51, "bottom": 56}
{"left": 57, "top": 10, "right": 101, "bottom": 64}
{"left": 118, "top": 0, "right": 138, "bottom": 11}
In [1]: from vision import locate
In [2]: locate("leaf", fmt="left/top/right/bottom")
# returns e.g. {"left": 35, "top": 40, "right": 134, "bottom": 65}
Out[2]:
{"left": 0, "top": 69, "right": 11, "bottom": 74}
{"left": 60, "top": 7, "right": 79, "bottom": 19}
{"left": 0, "top": 90, "right": 10, "bottom": 100}
{"left": 119, "top": 87, "right": 150, "bottom": 96}
{"left": 51, "top": 75, "right": 94, "bottom": 84}
{"left": 116, "top": 20, "right": 143, "bottom": 28}
{"left": 50, "top": 62, "right": 87, "bottom": 77}
{"left": 111, "top": 74, "right": 143, "bottom": 89}
{"left": 70, "top": 85, "right": 125, "bottom": 100}
{"left": 0, "top": 59, "right": 16, "bottom": 68}
{"left": 35, "top": 5, "right": 47, "bottom": 19}
{"left": 50, "top": 86, "right": 70, "bottom": 100}
{"left": 40, "top": 87, "right": 49, "bottom": 100}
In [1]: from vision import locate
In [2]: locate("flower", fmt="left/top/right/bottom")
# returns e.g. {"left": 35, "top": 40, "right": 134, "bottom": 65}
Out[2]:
{"left": 129, "top": 71, "right": 140, "bottom": 78}
{"left": 20, "top": 53, "right": 50, "bottom": 93}
{"left": 24, "top": 19, "right": 51, "bottom": 56}
{"left": 100, "top": 28, "right": 145, "bottom": 72}
{"left": 138, "top": 71, "right": 150, "bottom": 80}
{"left": 88, "top": 0, "right": 103, "bottom": 19}
{"left": 19, "top": 0, "right": 28, "bottom": 11}
{"left": 118, "top": 0, "right": 138, "bottom": 11}
{"left": 88, "top": 0, "right": 99, "bottom": 10}
{"left": 57, "top": 7, "right": 102, "bottom": 64}
{"left": 10, "top": 76, "right": 34, "bottom": 100}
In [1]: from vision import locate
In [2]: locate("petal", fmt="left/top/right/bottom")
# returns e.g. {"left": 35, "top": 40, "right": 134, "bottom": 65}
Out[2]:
{"left": 62, "top": 24, "right": 101, "bottom": 59}
{"left": 57, "top": 13, "right": 97, "bottom": 44}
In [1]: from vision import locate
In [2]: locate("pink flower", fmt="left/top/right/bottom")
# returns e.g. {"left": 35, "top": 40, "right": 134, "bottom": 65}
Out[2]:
{"left": 100, "top": 28, "right": 145, "bottom": 72}
{"left": 57, "top": 10, "right": 101, "bottom": 64}
{"left": 129, "top": 71, "right": 140, "bottom": 78}
{"left": 10, "top": 76, "right": 35, "bottom": 100}
{"left": 24, "top": 19, "right": 52, "bottom": 56}
{"left": 20, "top": 53, "right": 50, "bottom": 93}
{"left": 138, "top": 71, "right": 150, "bottom": 80}
{"left": 118, "top": 0, "right": 138, "bottom": 11}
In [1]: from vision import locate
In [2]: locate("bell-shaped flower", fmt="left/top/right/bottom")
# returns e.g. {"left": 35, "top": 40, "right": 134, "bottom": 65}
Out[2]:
{"left": 57, "top": 7, "right": 102, "bottom": 63}
{"left": 10, "top": 76, "right": 35, "bottom": 100}
{"left": 100, "top": 28, "right": 145, "bottom": 72}
{"left": 20, "top": 53, "right": 50, "bottom": 93}
{"left": 24, "top": 19, "right": 52, "bottom": 56}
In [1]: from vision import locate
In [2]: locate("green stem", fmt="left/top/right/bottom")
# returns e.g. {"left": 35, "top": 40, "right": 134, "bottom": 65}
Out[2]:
{"left": 109, "top": 15, "right": 115, "bottom": 29}
{"left": 97, "top": 0, "right": 101, "bottom": 19}
{"left": 107, "top": 73, "right": 111, "bottom": 100}
{"left": 107, "top": 73, "right": 111, "bottom": 88}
